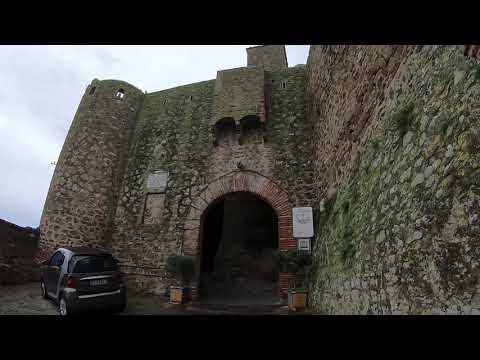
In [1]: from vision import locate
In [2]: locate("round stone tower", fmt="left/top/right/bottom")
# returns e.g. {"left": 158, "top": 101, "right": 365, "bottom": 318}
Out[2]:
{"left": 39, "top": 79, "right": 144, "bottom": 253}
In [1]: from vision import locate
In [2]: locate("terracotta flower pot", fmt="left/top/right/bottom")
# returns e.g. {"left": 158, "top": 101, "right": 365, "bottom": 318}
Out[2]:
{"left": 279, "top": 272, "right": 296, "bottom": 299}
{"left": 288, "top": 289, "right": 308, "bottom": 311}
{"left": 169, "top": 286, "right": 184, "bottom": 304}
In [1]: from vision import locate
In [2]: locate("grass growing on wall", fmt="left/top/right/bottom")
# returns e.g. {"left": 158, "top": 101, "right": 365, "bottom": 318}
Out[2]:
{"left": 474, "top": 65, "right": 480, "bottom": 82}
{"left": 393, "top": 102, "right": 415, "bottom": 138}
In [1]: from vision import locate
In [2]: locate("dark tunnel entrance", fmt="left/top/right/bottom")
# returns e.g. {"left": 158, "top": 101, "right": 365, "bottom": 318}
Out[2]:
{"left": 199, "top": 191, "right": 279, "bottom": 305}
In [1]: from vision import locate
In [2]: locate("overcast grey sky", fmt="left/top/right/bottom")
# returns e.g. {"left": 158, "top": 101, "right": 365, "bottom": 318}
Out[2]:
{"left": 0, "top": 45, "right": 310, "bottom": 227}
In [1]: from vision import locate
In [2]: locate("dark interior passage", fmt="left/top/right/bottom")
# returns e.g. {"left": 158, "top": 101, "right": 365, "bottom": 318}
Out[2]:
{"left": 201, "top": 200, "right": 224, "bottom": 273}
{"left": 200, "top": 192, "right": 279, "bottom": 304}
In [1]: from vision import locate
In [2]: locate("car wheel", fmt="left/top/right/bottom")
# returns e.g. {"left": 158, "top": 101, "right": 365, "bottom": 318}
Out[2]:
{"left": 59, "top": 296, "right": 70, "bottom": 316}
{"left": 40, "top": 280, "right": 49, "bottom": 299}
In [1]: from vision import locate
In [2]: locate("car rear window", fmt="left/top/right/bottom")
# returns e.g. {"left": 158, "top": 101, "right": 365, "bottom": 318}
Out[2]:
{"left": 69, "top": 255, "right": 118, "bottom": 273}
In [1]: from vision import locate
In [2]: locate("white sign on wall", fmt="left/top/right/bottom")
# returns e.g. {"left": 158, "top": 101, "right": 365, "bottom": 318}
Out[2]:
{"left": 147, "top": 171, "right": 169, "bottom": 192}
{"left": 292, "top": 207, "right": 314, "bottom": 238}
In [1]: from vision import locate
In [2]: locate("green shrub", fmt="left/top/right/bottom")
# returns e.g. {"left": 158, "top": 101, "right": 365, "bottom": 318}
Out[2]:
{"left": 275, "top": 250, "right": 312, "bottom": 273}
{"left": 166, "top": 255, "right": 196, "bottom": 284}
{"left": 319, "top": 191, "right": 337, "bottom": 229}
{"left": 371, "top": 138, "right": 380, "bottom": 152}
{"left": 465, "top": 130, "right": 480, "bottom": 153}
{"left": 339, "top": 233, "right": 355, "bottom": 266}
{"left": 393, "top": 102, "right": 415, "bottom": 138}
{"left": 434, "top": 113, "right": 450, "bottom": 138}
{"left": 475, "top": 65, "right": 480, "bottom": 82}
{"left": 275, "top": 250, "right": 298, "bottom": 272}
{"left": 276, "top": 250, "right": 313, "bottom": 290}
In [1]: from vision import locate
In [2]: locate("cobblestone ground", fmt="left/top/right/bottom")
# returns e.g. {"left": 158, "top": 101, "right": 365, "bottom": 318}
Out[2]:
{"left": 0, "top": 283, "right": 58, "bottom": 315}
{"left": 0, "top": 283, "right": 317, "bottom": 315}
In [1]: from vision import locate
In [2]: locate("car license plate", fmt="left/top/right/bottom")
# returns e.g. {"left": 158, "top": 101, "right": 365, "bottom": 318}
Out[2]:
{"left": 90, "top": 279, "right": 108, "bottom": 286}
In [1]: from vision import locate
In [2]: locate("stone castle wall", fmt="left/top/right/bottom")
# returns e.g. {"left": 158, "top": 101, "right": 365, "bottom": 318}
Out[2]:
{"left": 39, "top": 79, "right": 144, "bottom": 256}
{"left": 247, "top": 45, "right": 288, "bottom": 72}
{"left": 0, "top": 219, "right": 39, "bottom": 284}
{"left": 307, "top": 45, "right": 480, "bottom": 314}
{"left": 305, "top": 45, "right": 415, "bottom": 201}
{"left": 37, "top": 45, "right": 480, "bottom": 313}
{"left": 110, "top": 80, "right": 217, "bottom": 292}
{"left": 212, "top": 67, "right": 266, "bottom": 124}
{"left": 106, "top": 65, "right": 313, "bottom": 294}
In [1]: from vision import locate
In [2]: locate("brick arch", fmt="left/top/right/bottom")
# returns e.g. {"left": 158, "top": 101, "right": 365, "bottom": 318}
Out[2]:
{"left": 181, "top": 171, "right": 295, "bottom": 257}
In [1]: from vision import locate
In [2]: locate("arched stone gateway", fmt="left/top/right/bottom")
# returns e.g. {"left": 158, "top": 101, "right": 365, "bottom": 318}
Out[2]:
{"left": 181, "top": 171, "right": 295, "bottom": 301}
{"left": 182, "top": 171, "right": 294, "bottom": 256}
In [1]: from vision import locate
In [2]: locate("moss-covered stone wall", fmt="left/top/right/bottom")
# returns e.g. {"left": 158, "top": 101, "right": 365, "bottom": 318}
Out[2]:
{"left": 0, "top": 219, "right": 39, "bottom": 285}
{"left": 212, "top": 67, "right": 266, "bottom": 124}
{"left": 111, "top": 80, "right": 216, "bottom": 292}
{"left": 307, "top": 45, "right": 480, "bottom": 314}
{"left": 39, "top": 79, "right": 144, "bottom": 253}
{"left": 110, "top": 65, "right": 313, "bottom": 294}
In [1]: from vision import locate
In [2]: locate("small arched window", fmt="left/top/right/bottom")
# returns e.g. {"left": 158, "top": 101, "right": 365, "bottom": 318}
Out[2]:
{"left": 239, "top": 115, "right": 263, "bottom": 145}
{"left": 116, "top": 89, "right": 125, "bottom": 98}
{"left": 89, "top": 86, "right": 96, "bottom": 95}
{"left": 213, "top": 117, "right": 236, "bottom": 146}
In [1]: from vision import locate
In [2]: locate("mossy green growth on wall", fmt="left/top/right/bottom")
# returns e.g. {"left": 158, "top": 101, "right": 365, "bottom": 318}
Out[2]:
{"left": 392, "top": 102, "right": 415, "bottom": 139}
{"left": 474, "top": 64, "right": 480, "bottom": 82}
{"left": 111, "top": 80, "right": 216, "bottom": 271}
{"left": 310, "top": 45, "right": 480, "bottom": 315}
{"left": 314, "top": 176, "right": 361, "bottom": 275}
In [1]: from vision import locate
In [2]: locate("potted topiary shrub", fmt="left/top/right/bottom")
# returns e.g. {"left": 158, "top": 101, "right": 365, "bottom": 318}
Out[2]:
{"left": 276, "top": 250, "right": 300, "bottom": 299}
{"left": 166, "top": 255, "right": 196, "bottom": 305}
{"left": 286, "top": 251, "right": 312, "bottom": 312}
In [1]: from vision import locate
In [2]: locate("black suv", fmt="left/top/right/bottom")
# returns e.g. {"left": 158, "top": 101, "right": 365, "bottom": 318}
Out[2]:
{"left": 40, "top": 247, "right": 127, "bottom": 315}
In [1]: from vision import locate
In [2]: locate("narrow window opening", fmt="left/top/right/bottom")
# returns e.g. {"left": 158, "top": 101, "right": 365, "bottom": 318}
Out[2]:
{"left": 282, "top": 82, "right": 286, "bottom": 89}
{"left": 89, "top": 86, "right": 96, "bottom": 95}
{"left": 214, "top": 118, "right": 236, "bottom": 146}
{"left": 164, "top": 99, "right": 167, "bottom": 105}
{"left": 189, "top": 95, "right": 193, "bottom": 101}
{"left": 116, "top": 89, "right": 125, "bottom": 98}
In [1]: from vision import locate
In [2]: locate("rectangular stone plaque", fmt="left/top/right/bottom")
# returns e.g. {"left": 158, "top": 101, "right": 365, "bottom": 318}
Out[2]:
{"left": 147, "top": 171, "right": 168, "bottom": 192}
{"left": 143, "top": 193, "right": 165, "bottom": 225}
{"left": 292, "top": 207, "right": 314, "bottom": 238}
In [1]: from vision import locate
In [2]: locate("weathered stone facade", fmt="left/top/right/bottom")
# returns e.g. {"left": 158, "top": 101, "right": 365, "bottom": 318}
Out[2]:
{"left": 39, "top": 80, "right": 144, "bottom": 252}
{"left": 307, "top": 45, "right": 480, "bottom": 314}
{"left": 39, "top": 45, "right": 480, "bottom": 313}
{"left": 39, "top": 46, "right": 313, "bottom": 295}
{"left": 0, "top": 219, "right": 39, "bottom": 284}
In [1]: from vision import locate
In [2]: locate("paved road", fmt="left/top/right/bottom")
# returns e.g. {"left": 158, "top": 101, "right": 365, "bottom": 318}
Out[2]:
{"left": 0, "top": 283, "right": 314, "bottom": 315}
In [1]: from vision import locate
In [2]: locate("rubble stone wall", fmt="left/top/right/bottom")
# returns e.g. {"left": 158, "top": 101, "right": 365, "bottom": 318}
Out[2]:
{"left": 307, "top": 45, "right": 480, "bottom": 314}
{"left": 0, "top": 219, "right": 39, "bottom": 284}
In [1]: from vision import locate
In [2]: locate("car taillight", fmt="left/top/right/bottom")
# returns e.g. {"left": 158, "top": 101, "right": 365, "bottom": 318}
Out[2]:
{"left": 64, "top": 274, "right": 76, "bottom": 288}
